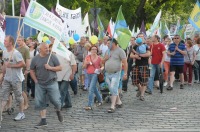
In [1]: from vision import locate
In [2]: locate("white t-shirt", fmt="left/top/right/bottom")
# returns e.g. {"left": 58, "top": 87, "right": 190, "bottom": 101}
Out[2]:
{"left": 30, "top": 49, "right": 38, "bottom": 62}
{"left": 164, "top": 45, "right": 170, "bottom": 62}
{"left": 99, "top": 43, "right": 108, "bottom": 57}
{"left": 3, "top": 49, "right": 24, "bottom": 82}
{"left": 56, "top": 51, "right": 77, "bottom": 81}
{"left": 193, "top": 45, "right": 200, "bottom": 60}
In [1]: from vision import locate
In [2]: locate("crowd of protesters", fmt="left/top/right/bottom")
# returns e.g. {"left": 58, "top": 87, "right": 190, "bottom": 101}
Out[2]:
{"left": 0, "top": 32, "right": 200, "bottom": 128}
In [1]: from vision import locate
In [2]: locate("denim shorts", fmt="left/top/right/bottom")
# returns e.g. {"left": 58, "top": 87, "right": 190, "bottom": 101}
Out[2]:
{"left": 1, "top": 80, "right": 23, "bottom": 104}
{"left": 105, "top": 71, "right": 121, "bottom": 96}
{"left": 35, "top": 82, "right": 61, "bottom": 111}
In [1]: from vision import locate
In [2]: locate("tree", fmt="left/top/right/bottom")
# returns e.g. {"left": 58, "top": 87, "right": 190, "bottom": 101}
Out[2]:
{"left": 4, "top": 0, "right": 196, "bottom": 31}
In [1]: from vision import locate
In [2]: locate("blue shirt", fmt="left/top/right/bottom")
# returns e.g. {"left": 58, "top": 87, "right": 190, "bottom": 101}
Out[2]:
{"left": 168, "top": 43, "right": 186, "bottom": 65}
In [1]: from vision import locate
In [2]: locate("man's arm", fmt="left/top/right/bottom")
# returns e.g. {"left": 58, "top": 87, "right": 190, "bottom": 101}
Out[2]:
{"left": 122, "top": 58, "right": 128, "bottom": 80}
{"left": 69, "top": 64, "right": 77, "bottom": 80}
{"left": 30, "top": 70, "right": 38, "bottom": 83}
{"left": 6, "top": 60, "right": 25, "bottom": 68}
{"left": 176, "top": 47, "right": 186, "bottom": 55}
{"left": 139, "top": 50, "right": 151, "bottom": 58}
{"left": 44, "top": 64, "right": 62, "bottom": 72}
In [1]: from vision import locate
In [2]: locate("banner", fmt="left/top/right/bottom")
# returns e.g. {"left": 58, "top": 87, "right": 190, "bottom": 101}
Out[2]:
{"left": 56, "top": 3, "right": 82, "bottom": 39}
{"left": 188, "top": 1, "right": 200, "bottom": 31}
{"left": 0, "top": 27, "right": 5, "bottom": 50}
{"left": 23, "top": 1, "right": 63, "bottom": 40}
{"left": 150, "top": 10, "right": 162, "bottom": 35}
{"left": 81, "top": 12, "right": 91, "bottom": 37}
{"left": 52, "top": 39, "right": 70, "bottom": 61}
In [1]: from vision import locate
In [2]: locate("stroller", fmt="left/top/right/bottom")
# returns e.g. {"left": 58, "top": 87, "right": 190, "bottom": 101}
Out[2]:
{"left": 99, "top": 82, "right": 111, "bottom": 103}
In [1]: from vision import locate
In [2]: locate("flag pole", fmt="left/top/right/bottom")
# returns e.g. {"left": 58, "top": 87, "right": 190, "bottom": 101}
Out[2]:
{"left": 47, "top": 49, "right": 53, "bottom": 64}
{"left": 18, "top": 14, "right": 21, "bottom": 31}
{"left": 108, "top": 5, "right": 121, "bottom": 51}
{"left": 9, "top": 23, "right": 23, "bottom": 62}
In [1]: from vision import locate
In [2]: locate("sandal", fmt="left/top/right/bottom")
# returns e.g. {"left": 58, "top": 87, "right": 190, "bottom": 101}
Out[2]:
{"left": 115, "top": 104, "right": 123, "bottom": 108}
{"left": 140, "top": 96, "right": 145, "bottom": 101}
{"left": 136, "top": 91, "right": 141, "bottom": 97}
{"left": 84, "top": 106, "right": 92, "bottom": 110}
{"left": 96, "top": 102, "right": 103, "bottom": 107}
{"left": 107, "top": 108, "right": 115, "bottom": 113}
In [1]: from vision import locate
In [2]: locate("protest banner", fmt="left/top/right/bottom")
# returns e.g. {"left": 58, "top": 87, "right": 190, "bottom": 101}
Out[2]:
{"left": 56, "top": 3, "right": 82, "bottom": 40}
{"left": 23, "top": 0, "right": 63, "bottom": 40}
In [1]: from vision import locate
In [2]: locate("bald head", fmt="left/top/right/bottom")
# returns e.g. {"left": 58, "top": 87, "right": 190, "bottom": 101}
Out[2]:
{"left": 39, "top": 42, "right": 49, "bottom": 56}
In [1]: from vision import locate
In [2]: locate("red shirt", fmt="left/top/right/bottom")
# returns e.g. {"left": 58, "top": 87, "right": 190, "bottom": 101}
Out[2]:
{"left": 85, "top": 55, "right": 102, "bottom": 74}
{"left": 150, "top": 43, "right": 166, "bottom": 64}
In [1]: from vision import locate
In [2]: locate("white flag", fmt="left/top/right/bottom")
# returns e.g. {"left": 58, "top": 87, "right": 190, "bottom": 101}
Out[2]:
{"left": 52, "top": 39, "right": 71, "bottom": 61}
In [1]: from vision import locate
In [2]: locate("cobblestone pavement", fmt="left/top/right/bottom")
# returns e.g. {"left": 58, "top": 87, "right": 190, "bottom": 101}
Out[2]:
{"left": 1, "top": 81, "right": 200, "bottom": 132}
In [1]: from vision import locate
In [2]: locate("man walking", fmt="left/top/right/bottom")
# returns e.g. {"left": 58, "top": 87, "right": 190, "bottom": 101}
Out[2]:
{"left": 147, "top": 35, "right": 165, "bottom": 94}
{"left": 104, "top": 38, "right": 127, "bottom": 113}
{"left": 30, "top": 43, "right": 63, "bottom": 128}
{"left": 1, "top": 35, "right": 25, "bottom": 121}
{"left": 167, "top": 35, "right": 186, "bottom": 90}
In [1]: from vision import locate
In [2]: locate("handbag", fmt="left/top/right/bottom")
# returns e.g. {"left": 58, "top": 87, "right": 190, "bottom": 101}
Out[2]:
{"left": 186, "top": 48, "right": 199, "bottom": 69}
{"left": 89, "top": 55, "right": 105, "bottom": 83}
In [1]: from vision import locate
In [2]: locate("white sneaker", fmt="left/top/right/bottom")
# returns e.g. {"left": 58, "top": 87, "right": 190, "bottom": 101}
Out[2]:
{"left": 163, "top": 82, "right": 168, "bottom": 87}
{"left": 194, "top": 80, "right": 198, "bottom": 83}
{"left": 14, "top": 113, "right": 25, "bottom": 121}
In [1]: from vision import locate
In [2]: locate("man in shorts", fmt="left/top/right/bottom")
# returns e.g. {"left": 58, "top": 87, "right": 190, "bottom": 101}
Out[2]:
{"left": 130, "top": 37, "right": 151, "bottom": 101}
{"left": 167, "top": 35, "right": 186, "bottom": 90}
{"left": 30, "top": 43, "right": 63, "bottom": 128}
{"left": 104, "top": 38, "right": 127, "bottom": 113}
{"left": 1, "top": 35, "right": 25, "bottom": 121}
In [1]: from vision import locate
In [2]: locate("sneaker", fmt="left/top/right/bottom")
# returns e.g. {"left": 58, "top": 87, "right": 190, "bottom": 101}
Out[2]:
{"left": 180, "top": 84, "right": 184, "bottom": 89}
{"left": 167, "top": 86, "right": 173, "bottom": 90}
{"left": 14, "top": 113, "right": 25, "bottom": 121}
{"left": 34, "top": 120, "right": 48, "bottom": 128}
{"left": 163, "top": 82, "right": 168, "bottom": 87}
{"left": 56, "top": 111, "right": 63, "bottom": 122}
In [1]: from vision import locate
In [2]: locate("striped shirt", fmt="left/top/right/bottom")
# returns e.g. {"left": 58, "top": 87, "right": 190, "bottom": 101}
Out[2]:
{"left": 168, "top": 43, "right": 186, "bottom": 65}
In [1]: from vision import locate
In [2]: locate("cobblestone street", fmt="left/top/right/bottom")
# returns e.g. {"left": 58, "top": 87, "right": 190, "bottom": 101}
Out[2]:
{"left": 1, "top": 82, "right": 200, "bottom": 132}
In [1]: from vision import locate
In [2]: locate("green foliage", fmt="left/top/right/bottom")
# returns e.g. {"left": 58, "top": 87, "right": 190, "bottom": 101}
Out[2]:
{"left": 4, "top": 0, "right": 197, "bottom": 31}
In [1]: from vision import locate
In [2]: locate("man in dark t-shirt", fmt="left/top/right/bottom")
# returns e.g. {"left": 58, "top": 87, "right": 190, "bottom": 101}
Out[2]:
{"left": 130, "top": 41, "right": 150, "bottom": 101}
{"left": 30, "top": 43, "right": 63, "bottom": 128}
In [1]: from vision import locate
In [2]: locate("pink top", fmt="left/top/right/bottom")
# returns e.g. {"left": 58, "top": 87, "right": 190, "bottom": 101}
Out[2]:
{"left": 85, "top": 55, "right": 102, "bottom": 74}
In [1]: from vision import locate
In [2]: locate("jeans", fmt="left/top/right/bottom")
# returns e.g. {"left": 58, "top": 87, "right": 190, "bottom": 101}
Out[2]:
{"left": 119, "top": 70, "right": 124, "bottom": 89}
{"left": 70, "top": 74, "right": 77, "bottom": 93}
{"left": 87, "top": 74, "right": 102, "bottom": 107}
{"left": 148, "top": 64, "right": 160, "bottom": 92}
{"left": 84, "top": 69, "right": 89, "bottom": 89}
{"left": 35, "top": 82, "right": 61, "bottom": 111}
{"left": 58, "top": 81, "right": 71, "bottom": 107}
{"left": 194, "top": 60, "right": 200, "bottom": 81}
{"left": 27, "top": 73, "right": 35, "bottom": 98}
{"left": 105, "top": 71, "right": 121, "bottom": 96}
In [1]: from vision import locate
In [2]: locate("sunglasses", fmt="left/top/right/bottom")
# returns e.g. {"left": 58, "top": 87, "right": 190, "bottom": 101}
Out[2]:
{"left": 174, "top": 38, "right": 180, "bottom": 39}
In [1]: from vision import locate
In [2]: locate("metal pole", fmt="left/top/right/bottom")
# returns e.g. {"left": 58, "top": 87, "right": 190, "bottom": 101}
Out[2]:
{"left": 12, "top": 0, "right": 15, "bottom": 16}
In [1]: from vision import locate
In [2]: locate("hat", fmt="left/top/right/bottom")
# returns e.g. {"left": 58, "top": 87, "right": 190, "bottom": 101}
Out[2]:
{"left": 136, "top": 38, "right": 143, "bottom": 45}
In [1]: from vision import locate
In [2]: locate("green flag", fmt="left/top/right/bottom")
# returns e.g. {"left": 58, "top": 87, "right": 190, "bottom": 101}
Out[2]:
{"left": 177, "top": 20, "right": 185, "bottom": 39}
{"left": 115, "top": 5, "right": 131, "bottom": 49}
{"left": 97, "top": 15, "right": 105, "bottom": 40}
